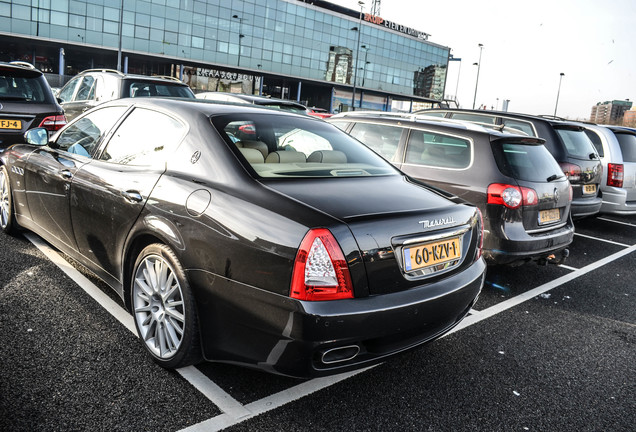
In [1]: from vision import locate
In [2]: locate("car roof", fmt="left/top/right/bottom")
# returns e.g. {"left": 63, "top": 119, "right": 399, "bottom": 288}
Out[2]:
{"left": 0, "top": 61, "right": 44, "bottom": 78}
{"left": 417, "top": 108, "right": 585, "bottom": 128}
{"left": 97, "top": 97, "right": 319, "bottom": 120}
{"left": 76, "top": 68, "right": 188, "bottom": 85}
{"left": 329, "top": 110, "right": 535, "bottom": 138}
{"left": 198, "top": 92, "right": 307, "bottom": 108}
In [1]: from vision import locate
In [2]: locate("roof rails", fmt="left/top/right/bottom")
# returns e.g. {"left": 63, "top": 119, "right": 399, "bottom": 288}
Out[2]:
{"left": 151, "top": 75, "right": 183, "bottom": 82}
{"left": 9, "top": 61, "right": 36, "bottom": 69}
{"left": 81, "top": 68, "right": 125, "bottom": 76}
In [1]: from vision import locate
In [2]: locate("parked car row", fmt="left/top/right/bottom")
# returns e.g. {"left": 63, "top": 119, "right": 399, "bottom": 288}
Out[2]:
{"left": 0, "top": 61, "right": 631, "bottom": 378}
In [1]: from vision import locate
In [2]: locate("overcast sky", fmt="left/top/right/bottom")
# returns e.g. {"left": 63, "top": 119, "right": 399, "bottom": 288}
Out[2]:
{"left": 325, "top": 0, "right": 636, "bottom": 120}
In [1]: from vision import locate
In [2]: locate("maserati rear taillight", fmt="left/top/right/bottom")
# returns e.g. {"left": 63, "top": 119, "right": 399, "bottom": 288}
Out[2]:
{"left": 607, "top": 163, "right": 624, "bottom": 188}
{"left": 487, "top": 183, "right": 538, "bottom": 209}
{"left": 39, "top": 115, "right": 67, "bottom": 132}
{"left": 290, "top": 228, "right": 354, "bottom": 301}
{"left": 475, "top": 208, "right": 484, "bottom": 261}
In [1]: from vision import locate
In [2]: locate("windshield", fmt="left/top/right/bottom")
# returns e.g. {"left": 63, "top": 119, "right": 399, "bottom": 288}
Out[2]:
{"left": 555, "top": 127, "right": 598, "bottom": 159}
{"left": 212, "top": 113, "right": 399, "bottom": 178}
{"left": 492, "top": 142, "right": 565, "bottom": 182}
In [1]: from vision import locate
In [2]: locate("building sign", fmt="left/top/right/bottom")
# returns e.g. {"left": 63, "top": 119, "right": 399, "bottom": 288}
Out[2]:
{"left": 363, "top": 14, "right": 430, "bottom": 40}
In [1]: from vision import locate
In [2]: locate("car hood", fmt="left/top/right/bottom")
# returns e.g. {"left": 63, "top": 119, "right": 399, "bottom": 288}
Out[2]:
{"left": 264, "top": 175, "right": 481, "bottom": 295}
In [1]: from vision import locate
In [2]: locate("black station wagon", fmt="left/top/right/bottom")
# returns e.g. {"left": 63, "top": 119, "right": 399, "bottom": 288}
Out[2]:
{"left": 417, "top": 109, "right": 603, "bottom": 218}
{"left": 329, "top": 112, "right": 574, "bottom": 266}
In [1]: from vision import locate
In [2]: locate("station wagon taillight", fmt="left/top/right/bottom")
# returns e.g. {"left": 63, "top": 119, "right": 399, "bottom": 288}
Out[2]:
{"left": 607, "top": 163, "right": 624, "bottom": 188}
{"left": 487, "top": 183, "right": 538, "bottom": 209}
{"left": 559, "top": 162, "right": 582, "bottom": 182}
{"left": 39, "top": 115, "right": 67, "bottom": 132}
{"left": 290, "top": 228, "right": 354, "bottom": 301}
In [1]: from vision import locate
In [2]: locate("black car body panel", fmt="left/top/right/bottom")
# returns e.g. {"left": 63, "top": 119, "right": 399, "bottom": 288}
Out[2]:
{"left": 1, "top": 98, "right": 485, "bottom": 377}
{"left": 328, "top": 113, "right": 574, "bottom": 266}
{"left": 417, "top": 109, "right": 603, "bottom": 218}
{"left": 0, "top": 62, "right": 65, "bottom": 150}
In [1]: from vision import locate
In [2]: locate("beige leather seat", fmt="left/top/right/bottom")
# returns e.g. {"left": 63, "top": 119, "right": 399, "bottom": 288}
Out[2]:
{"left": 307, "top": 150, "right": 347, "bottom": 163}
{"left": 236, "top": 140, "right": 268, "bottom": 160}
{"left": 265, "top": 151, "right": 307, "bottom": 163}
{"left": 239, "top": 147, "right": 265, "bottom": 164}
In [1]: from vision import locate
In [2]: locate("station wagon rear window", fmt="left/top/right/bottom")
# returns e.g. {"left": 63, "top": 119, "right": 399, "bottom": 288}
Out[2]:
{"left": 493, "top": 142, "right": 565, "bottom": 182}
{"left": 213, "top": 114, "right": 398, "bottom": 178}
{"left": 555, "top": 127, "right": 598, "bottom": 159}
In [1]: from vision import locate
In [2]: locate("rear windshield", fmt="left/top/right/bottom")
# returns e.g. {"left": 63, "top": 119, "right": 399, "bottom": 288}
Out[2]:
{"left": 212, "top": 113, "right": 398, "bottom": 178}
{"left": 0, "top": 69, "right": 53, "bottom": 103}
{"left": 555, "top": 128, "right": 598, "bottom": 159}
{"left": 492, "top": 142, "right": 565, "bottom": 182}
{"left": 125, "top": 81, "right": 194, "bottom": 98}
{"left": 615, "top": 132, "right": 636, "bottom": 162}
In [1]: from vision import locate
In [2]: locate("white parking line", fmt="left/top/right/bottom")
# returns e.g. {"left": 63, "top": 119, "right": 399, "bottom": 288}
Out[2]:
{"left": 24, "top": 232, "right": 636, "bottom": 432}
{"left": 24, "top": 233, "right": 250, "bottom": 413}
{"left": 597, "top": 217, "right": 636, "bottom": 227}
{"left": 574, "top": 232, "right": 630, "bottom": 247}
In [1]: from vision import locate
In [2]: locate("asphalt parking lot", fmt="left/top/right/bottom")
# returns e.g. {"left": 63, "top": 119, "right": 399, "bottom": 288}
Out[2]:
{"left": 1, "top": 215, "right": 634, "bottom": 432}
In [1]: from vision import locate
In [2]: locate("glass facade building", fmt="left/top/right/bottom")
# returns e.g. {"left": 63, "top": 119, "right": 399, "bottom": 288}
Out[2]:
{"left": 0, "top": 0, "right": 451, "bottom": 112}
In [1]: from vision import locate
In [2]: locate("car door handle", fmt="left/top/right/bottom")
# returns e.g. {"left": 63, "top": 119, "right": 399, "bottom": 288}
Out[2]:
{"left": 59, "top": 169, "right": 73, "bottom": 179}
{"left": 122, "top": 190, "right": 143, "bottom": 203}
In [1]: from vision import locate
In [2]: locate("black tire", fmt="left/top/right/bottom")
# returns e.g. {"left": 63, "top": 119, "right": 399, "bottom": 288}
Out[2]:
{"left": 131, "top": 243, "right": 202, "bottom": 368}
{"left": 0, "top": 165, "right": 17, "bottom": 234}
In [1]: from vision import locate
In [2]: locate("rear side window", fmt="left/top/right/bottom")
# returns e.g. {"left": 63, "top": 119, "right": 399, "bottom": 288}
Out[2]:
{"left": 555, "top": 128, "right": 597, "bottom": 159}
{"left": 493, "top": 142, "right": 564, "bottom": 182}
{"left": 348, "top": 122, "right": 403, "bottom": 161}
{"left": 100, "top": 108, "right": 186, "bottom": 165}
{"left": 405, "top": 129, "right": 471, "bottom": 169}
{"left": 449, "top": 113, "right": 496, "bottom": 124}
{"left": 584, "top": 130, "right": 604, "bottom": 157}
{"left": 615, "top": 132, "right": 636, "bottom": 162}
{"left": 500, "top": 119, "right": 536, "bottom": 136}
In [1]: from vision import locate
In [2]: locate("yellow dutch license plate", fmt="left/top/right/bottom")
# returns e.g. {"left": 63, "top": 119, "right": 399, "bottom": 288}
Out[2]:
{"left": 403, "top": 237, "right": 461, "bottom": 272}
{"left": 583, "top": 184, "right": 596, "bottom": 195}
{"left": 0, "top": 119, "right": 22, "bottom": 130}
{"left": 539, "top": 208, "right": 560, "bottom": 225}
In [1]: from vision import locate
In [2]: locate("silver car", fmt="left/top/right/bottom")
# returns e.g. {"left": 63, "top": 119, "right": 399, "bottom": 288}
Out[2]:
{"left": 581, "top": 124, "right": 636, "bottom": 215}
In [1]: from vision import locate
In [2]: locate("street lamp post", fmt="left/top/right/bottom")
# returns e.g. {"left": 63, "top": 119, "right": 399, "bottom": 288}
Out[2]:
{"left": 448, "top": 54, "right": 462, "bottom": 106}
{"left": 360, "top": 45, "right": 370, "bottom": 87}
{"left": 351, "top": 1, "right": 364, "bottom": 110}
{"left": 232, "top": 14, "right": 245, "bottom": 67}
{"left": 554, "top": 72, "right": 565, "bottom": 117}
{"left": 472, "top": 43, "right": 483, "bottom": 109}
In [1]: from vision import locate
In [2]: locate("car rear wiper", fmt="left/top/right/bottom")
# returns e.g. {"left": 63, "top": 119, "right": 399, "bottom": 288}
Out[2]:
{"left": 547, "top": 174, "right": 561, "bottom": 182}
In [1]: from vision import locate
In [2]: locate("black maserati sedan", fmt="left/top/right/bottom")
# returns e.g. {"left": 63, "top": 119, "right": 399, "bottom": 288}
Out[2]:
{"left": 0, "top": 98, "right": 485, "bottom": 377}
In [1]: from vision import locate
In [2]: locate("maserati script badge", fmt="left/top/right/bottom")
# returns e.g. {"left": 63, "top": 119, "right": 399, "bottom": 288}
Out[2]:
{"left": 419, "top": 216, "right": 455, "bottom": 229}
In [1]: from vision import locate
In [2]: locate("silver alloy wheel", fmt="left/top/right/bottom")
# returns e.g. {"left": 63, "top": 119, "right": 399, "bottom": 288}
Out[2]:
{"left": 133, "top": 254, "right": 186, "bottom": 360}
{"left": 0, "top": 169, "right": 10, "bottom": 229}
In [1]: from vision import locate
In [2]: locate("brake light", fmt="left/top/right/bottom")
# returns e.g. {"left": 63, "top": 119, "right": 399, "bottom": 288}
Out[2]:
{"left": 607, "top": 163, "right": 624, "bottom": 188}
{"left": 39, "top": 115, "right": 67, "bottom": 132}
{"left": 559, "top": 162, "right": 582, "bottom": 182}
{"left": 487, "top": 183, "right": 538, "bottom": 209}
{"left": 290, "top": 228, "right": 354, "bottom": 301}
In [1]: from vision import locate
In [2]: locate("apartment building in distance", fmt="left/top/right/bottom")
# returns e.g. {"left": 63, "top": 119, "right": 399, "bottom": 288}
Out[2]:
{"left": 590, "top": 100, "right": 633, "bottom": 124}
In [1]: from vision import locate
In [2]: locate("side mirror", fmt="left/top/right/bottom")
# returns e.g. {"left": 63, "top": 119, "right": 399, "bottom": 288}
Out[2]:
{"left": 24, "top": 128, "right": 50, "bottom": 146}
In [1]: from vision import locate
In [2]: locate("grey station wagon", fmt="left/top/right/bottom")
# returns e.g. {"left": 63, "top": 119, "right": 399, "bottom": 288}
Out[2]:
{"left": 329, "top": 112, "right": 574, "bottom": 266}
{"left": 417, "top": 109, "right": 603, "bottom": 218}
